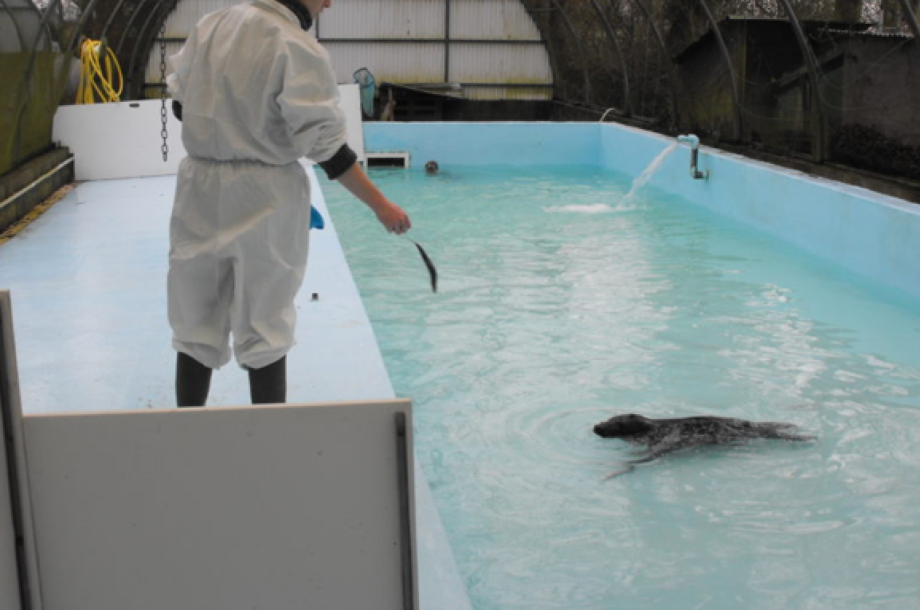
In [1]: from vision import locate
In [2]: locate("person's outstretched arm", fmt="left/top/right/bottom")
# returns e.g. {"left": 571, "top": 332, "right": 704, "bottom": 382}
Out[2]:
{"left": 335, "top": 162, "right": 412, "bottom": 235}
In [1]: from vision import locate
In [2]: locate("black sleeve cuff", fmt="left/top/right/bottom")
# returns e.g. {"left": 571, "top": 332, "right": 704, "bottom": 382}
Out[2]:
{"left": 172, "top": 100, "right": 183, "bottom": 122}
{"left": 318, "top": 144, "right": 358, "bottom": 180}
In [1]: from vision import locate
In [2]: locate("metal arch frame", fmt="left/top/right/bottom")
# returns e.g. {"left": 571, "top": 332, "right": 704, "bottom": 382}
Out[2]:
{"left": 114, "top": 0, "right": 179, "bottom": 60}
{"left": 62, "top": 0, "right": 103, "bottom": 55}
{"left": 519, "top": 0, "right": 593, "bottom": 106}
{"left": 99, "top": 0, "right": 131, "bottom": 42}
{"left": 126, "top": 1, "right": 167, "bottom": 96}
{"left": 110, "top": 0, "right": 174, "bottom": 98}
{"left": 9, "top": 0, "right": 63, "bottom": 168}
{"left": 517, "top": 0, "right": 565, "bottom": 103}
{"left": 624, "top": 0, "right": 680, "bottom": 130}
{"left": 24, "top": 0, "right": 61, "bottom": 60}
{"left": 120, "top": 0, "right": 596, "bottom": 107}
{"left": 586, "top": 0, "right": 631, "bottom": 116}
{"left": 693, "top": 0, "right": 743, "bottom": 142}
{"left": 19, "top": 0, "right": 54, "bottom": 52}
{"left": 1, "top": 0, "right": 27, "bottom": 51}
{"left": 58, "top": 0, "right": 103, "bottom": 69}
{"left": 113, "top": 0, "right": 155, "bottom": 58}
{"left": 776, "top": 0, "right": 827, "bottom": 161}
{"left": 519, "top": 0, "right": 685, "bottom": 127}
{"left": 547, "top": 0, "right": 593, "bottom": 104}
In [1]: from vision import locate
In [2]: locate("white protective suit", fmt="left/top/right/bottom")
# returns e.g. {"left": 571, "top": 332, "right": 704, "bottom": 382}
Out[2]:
{"left": 167, "top": 0, "right": 349, "bottom": 369}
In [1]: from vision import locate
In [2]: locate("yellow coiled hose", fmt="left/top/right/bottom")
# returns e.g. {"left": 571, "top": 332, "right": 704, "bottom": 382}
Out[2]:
{"left": 76, "top": 39, "right": 123, "bottom": 104}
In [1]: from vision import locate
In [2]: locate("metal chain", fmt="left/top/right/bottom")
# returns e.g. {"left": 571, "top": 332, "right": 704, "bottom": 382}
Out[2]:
{"left": 159, "top": 23, "right": 169, "bottom": 162}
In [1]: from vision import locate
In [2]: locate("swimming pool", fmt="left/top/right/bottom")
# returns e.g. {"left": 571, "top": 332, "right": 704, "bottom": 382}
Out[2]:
{"left": 323, "top": 163, "right": 920, "bottom": 609}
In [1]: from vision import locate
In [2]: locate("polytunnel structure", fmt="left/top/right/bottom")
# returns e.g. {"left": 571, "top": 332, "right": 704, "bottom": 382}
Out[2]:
{"left": 3, "top": 2, "right": 920, "bottom": 610}
{"left": 2, "top": 0, "right": 920, "bottom": 211}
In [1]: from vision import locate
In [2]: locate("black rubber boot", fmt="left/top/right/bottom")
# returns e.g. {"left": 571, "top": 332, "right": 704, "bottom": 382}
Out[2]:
{"left": 249, "top": 356, "right": 287, "bottom": 405}
{"left": 176, "top": 352, "right": 213, "bottom": 408}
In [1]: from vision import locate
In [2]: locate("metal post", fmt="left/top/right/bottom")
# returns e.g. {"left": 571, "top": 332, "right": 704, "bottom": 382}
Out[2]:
{"left": 395, "top": 412, "right": 415, "bottom": 610}
{"left": 0, "top": 291, "right": 40, "bottom": 610}
{"left": 444, "top": 0, "right": 451, "bottom": 84}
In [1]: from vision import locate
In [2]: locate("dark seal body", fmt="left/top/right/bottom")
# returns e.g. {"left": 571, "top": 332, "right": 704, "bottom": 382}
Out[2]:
{"left": 594, "top": 413, "right": 814, "bottom": 477}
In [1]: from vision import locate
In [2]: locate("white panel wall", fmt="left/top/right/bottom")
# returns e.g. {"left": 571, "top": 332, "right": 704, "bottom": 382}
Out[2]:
{"left": 53, "top": 85, "right": 365, "bottom": 181}
{"left": 52, "top": 100, "right": 185, "bottom": 180}
{"left": 23, "top": 401, "right": 415, "bottom": 610}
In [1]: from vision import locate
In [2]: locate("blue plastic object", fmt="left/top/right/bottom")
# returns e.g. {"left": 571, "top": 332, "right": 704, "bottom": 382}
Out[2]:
{"left": 310, "top": 206, "right": 325, "bottom": 230}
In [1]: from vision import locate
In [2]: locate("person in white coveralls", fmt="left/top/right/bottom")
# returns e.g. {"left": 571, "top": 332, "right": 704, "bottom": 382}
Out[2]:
{"left": 167, "top": 0, "right": 410, "bottom": 406}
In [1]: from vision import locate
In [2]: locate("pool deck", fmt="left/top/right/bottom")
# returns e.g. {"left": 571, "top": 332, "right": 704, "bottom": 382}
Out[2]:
{"left": 0, "top": 168, "right": 472, "bottom": 609}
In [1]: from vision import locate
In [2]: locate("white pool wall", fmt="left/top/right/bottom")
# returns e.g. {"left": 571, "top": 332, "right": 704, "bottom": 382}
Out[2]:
{"left": 366, "top": 122, "right": 920, "bottom": 303}
{"left": 598, "top": 123, "right": 920, "bottom": 304}
{"left": 364, "top": 122, "right": 600, "bottom": 168}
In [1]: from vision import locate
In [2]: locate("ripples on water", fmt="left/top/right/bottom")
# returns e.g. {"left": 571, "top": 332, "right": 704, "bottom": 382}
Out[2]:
{"left": 323, "top": 166, "right": 920, "bottom": 610}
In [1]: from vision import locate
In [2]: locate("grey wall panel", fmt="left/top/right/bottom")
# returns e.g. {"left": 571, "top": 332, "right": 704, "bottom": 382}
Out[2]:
{"left": 449, "top": 43, "right": 552, "bottom": 84}
{"left": 23, "top": 400, "right": 416, "bottom": 610}
{"left": 163, "top": 0, "right": 235, "bottom": 34}
{"left": 325, "top": 41, "right": 446, "bottom": 84}
{"left": 319, "top": 0, "right": 446, "bottom": 38}
{"left": 449, "top": 0, "right": 542, "bottom": 39}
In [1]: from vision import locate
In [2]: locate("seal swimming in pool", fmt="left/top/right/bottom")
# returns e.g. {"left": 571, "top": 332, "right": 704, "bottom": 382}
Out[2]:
{"left": 594, "top": 413, "right": 815, "bottom": 478}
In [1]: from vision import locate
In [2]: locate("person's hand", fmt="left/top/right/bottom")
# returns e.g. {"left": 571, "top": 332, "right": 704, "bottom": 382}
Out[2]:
{"left": 334, "top": 164, "right": 411, "bottom": 234}
{"left": 375, "top": 200, "right": 412, "bottom": 235}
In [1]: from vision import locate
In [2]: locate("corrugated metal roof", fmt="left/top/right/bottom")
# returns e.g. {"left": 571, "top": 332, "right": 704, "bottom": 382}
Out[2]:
{"left": 323, "top": 42, "right": 447, "bottom": 83}
{"left": 448, "top": 43, "right": 550, "bottom": 83}
{"left": 450, "top": 0, "right": 542, "bottom": 40}
{"left": 319, "top": 0, "right": 445, "bottom": 39}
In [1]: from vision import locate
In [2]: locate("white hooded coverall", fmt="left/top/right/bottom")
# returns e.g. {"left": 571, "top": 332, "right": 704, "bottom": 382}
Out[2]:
{"left": 167, "top": 0, "right": 349, "bottom": 369}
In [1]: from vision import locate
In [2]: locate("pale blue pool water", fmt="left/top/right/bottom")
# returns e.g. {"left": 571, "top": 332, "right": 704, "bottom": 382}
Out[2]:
{"left": 323, "top": 166, "right": 920, "bottom": 610}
